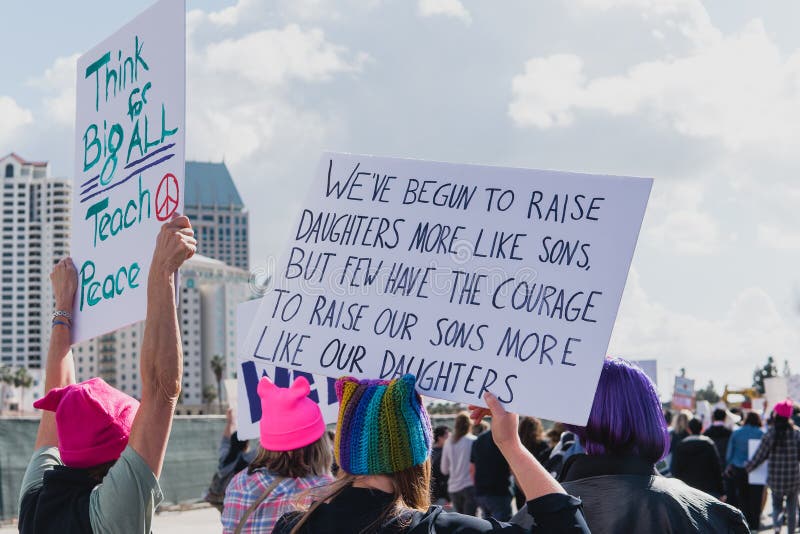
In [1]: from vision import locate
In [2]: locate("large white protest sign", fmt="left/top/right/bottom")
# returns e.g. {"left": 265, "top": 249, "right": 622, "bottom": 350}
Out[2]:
{"left": 243, "top": 153, "right": 651, "bottom": 425}
{"left": 237, "top": 299, "right": 339, "bottom": 441}
{"left": 71, "top": 0, "right": 185, "bottom": 342}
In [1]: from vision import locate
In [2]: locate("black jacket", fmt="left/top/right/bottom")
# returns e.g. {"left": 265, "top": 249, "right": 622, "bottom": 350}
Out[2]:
{"left": 671, "top": 435, "right": 724, "bottom": 495}
{"left": 18, "top": 466, "right": 95, "bottom": 534}
{"left": 274, "top": 485, "right": 589, "bottom": 533}
{"left": 516, "top": 454, "right": 747, "bottom": 534}
{"left": 431, "top": 446, "right": 449, "bottom": 501}
{"left": 703, "top": 425, "right": 732, "bottom": 468}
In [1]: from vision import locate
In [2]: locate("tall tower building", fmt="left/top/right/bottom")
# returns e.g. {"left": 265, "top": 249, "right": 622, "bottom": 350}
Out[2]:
{"left": 0, "top": 154, "right": 70, "bottom": 370}
{"left": 185, "top": 162, "right": 249, "bottom": 270}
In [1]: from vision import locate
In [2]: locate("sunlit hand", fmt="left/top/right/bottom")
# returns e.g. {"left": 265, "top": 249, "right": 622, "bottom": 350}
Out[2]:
{"left": 50, "top": 257, "right": 78, "bottom": 311}
{"left": 151, "top": 215, "right": 196, "bottom": 276}
{"left": 469, "top": 392, "right": 521, "bottom": 450}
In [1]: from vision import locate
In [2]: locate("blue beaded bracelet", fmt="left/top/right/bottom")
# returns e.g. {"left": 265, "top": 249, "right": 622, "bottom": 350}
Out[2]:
{"left": 52, "top": 320, "right": 71, "bottom": 329}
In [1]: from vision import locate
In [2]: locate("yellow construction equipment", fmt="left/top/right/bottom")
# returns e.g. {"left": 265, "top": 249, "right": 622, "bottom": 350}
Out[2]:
{"left": 722, "top": 386, "right": 761, "bottom": 408}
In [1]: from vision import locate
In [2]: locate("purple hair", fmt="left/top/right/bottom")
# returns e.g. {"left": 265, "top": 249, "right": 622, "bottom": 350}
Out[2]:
{"left": 567, "top": 357, "right": 670, "bottom": 464}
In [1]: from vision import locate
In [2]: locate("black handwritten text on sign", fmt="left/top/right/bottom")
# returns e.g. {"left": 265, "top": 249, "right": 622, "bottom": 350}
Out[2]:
{"left": 242, "top": 153, "right": 652, "bottom": 425}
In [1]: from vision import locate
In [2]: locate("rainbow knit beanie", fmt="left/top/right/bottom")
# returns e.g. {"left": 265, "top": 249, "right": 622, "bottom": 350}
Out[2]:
{"left": 334, "top": 374, "right": 432, "bottom": 475}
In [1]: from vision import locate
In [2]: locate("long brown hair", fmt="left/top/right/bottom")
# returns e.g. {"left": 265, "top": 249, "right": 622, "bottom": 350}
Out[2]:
{"left": 248, "top": 434, "right": 332, "bottom": 478}
{"left": 289, "top": 460, "right": 431, "bottom": 534}
{"left": 451, "top": 412, "right": 471, "bottom": 444}
{"left": 518, "top": 416, "right": 544, "bottom": 452}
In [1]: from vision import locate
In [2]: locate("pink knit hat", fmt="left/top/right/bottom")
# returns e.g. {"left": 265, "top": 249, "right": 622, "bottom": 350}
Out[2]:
{"left": 257, "top": 376, "right": 325, "bottom": 451}
{"left": 774, "top": 398, "right": 794, "bottom": 418}
{"left": 33, "top": 377, "right": 139, "bottom": 468}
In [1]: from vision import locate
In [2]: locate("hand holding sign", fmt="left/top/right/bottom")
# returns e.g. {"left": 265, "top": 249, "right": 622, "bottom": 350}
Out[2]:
{"left": 470, "top": 392, "right": 519, "bottom": 449}
{"left": 150, "top": 215, "right": 196, "bottom": 276}
{"left": 51, "top": 258, "right": 78, "bottom": 311}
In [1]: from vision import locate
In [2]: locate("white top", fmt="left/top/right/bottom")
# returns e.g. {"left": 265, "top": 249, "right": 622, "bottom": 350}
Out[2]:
{"left": 440, "top": 434, "right": 476, "bottom": 493}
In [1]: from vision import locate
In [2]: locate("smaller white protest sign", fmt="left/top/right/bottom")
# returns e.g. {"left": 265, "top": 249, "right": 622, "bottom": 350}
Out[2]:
{"left": 224, "top": 378, "right": 238, "bottom": 417}
{"left": 672, "top": 376, "right": 695, "bottom": 410}
{"left": 764, "top": 376, "right": 788, "bottom": 413}
{"left": 71, "top": 0, "right": 186, "bottom": 343}
{"left": 788, "top": 374, "right": 800, "bottom": 402}
{"left": 747, "top": 439, "right": 767, "bottom": 486}
{"left": 236, "top": 299, "right": 339, "bottom": 441}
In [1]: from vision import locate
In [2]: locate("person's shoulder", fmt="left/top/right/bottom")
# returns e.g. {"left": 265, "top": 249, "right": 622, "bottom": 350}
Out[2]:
{"left": 298, "top": 473, "right": 334, "bottom": 489}
{"left": 404, "top": 506, "right": 497, "bottom": 534}
{"left": 227, "top": 466, "right": 256, "bottom": 493}
{"left": 274, "top": 510, "right": 304, "bottom": 534}
{"left": 650, "top": 478, "right": 747, "bottom": 525}
{"left": 698, "top": 435, "right": 719, "bottom": 450}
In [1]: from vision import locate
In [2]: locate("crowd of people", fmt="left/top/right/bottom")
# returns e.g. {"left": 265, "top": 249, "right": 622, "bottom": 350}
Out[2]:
{"left": 661, "top": 401, "right": 800, "bottom": 534}
{"left": 14, "top": 217, "right": 798, "bottom": 533}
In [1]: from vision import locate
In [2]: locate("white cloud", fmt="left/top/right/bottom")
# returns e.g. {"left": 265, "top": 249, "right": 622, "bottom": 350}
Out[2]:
{"left": 610, "top": 269, "right": 800, "bottom": 396}
{"left": 203, "top": 24, "right": 367, "bottom": 87}
{"left": 508, "top": 55, "right": 585, "bottom": 128}
{"left": 0, "top": 96, "right": 33, "bottom": 147}
{"left": 509, "top": 18, "right": 800, "bottom": 151}
{"left": 185, "top": 20, "right": 367, "bottom": 169}
{"left": 28, "top": 54, "right": 79, "bottom": 127}
{"left": 417, "top": 0, "right": 472, "bottom": 25}
{"left": 758, "top": 223, "right": 800, "bottom": 251}
{"left": 574, "top": 0, "right": 718, "bottom": 48}
{"left": 643, "top": 181, "right": 726, "bottom": 256}
{"left": 647, "top": 210, "right": 720, "bottom": 255}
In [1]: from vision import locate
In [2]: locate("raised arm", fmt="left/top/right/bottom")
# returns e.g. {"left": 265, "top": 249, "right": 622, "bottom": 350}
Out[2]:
{"left": 471, "top": 393, "right": 564, "bottom": 500}
{"left": 440, "top": 441, "right": 451, "bottom": 476}
{"left": 470, "top": 394, "right": 588, "bottom": 533}
{"left": 34, "top": 258, "right": 78, "bottom": 449}
{"left": 128, "top": 216, "right": 196, "bottom": 477}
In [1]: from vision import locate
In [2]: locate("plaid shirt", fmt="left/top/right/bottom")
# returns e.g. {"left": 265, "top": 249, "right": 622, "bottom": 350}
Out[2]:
{"left": 746, "top": 428, "right": 800, "bottom": 495}
{"left": 221, "top": 468, "right": 333, "bottom": 534}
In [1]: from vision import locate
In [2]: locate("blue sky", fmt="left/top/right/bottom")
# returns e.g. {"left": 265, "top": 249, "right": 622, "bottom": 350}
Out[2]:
{"left": 1, "top": 0, "right": 799, "bottom": 398}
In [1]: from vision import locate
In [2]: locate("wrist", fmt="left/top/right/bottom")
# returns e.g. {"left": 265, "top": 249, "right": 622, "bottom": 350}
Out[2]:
{"left": 496, "top": 437, "right": 525, "bottom": 456}
{"left": 54, "top": 302, "right": 73, "bottom": 312}
{"left": 148, "top": 266, "right": 175, "bottom": 286}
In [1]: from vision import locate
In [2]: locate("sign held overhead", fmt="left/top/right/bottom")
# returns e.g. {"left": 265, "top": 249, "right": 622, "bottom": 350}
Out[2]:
{"left": 70, "top": 0, "right": 186, "bottom": 343}
{"left": 243, "top": 152, "right": 652, "bottom": 425}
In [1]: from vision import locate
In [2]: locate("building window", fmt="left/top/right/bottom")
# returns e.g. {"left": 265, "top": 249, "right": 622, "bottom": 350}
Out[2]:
{"left": 4, "top": 164, "right": 13, "bottom": 178}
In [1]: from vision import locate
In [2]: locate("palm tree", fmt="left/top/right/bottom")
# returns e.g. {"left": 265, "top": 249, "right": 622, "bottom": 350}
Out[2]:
{"left": 0, "top": 366, "right": 13, "bottom": 414}
{"left": 13, "top": 367, "right": 33, "bottom": 415}
{"left": 202, "top": 384, "right": 217, "bottom": 414}
{"left": 210, "top": 354, "right": 226, "bottom": 413}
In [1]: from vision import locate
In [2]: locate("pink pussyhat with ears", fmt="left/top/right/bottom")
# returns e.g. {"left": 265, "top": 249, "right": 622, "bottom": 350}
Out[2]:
{"left": 257, "top": 375, "right": 325, "bottom": 452}
{"left": 774, "top": 398, "right": 794, "bottom": 418}
{"left": 33, "top": 377, "right": 139, "bottom": 468}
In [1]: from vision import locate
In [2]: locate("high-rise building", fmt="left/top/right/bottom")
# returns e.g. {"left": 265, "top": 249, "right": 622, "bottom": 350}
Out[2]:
{"left": 74, "top": 254, "right": 253, "bottom": 411}
{"left": 0, "top": 154, "right": 70, "bottom": 370}
{"left": 185, "top": 162, "right": 249, "bottom": 270}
